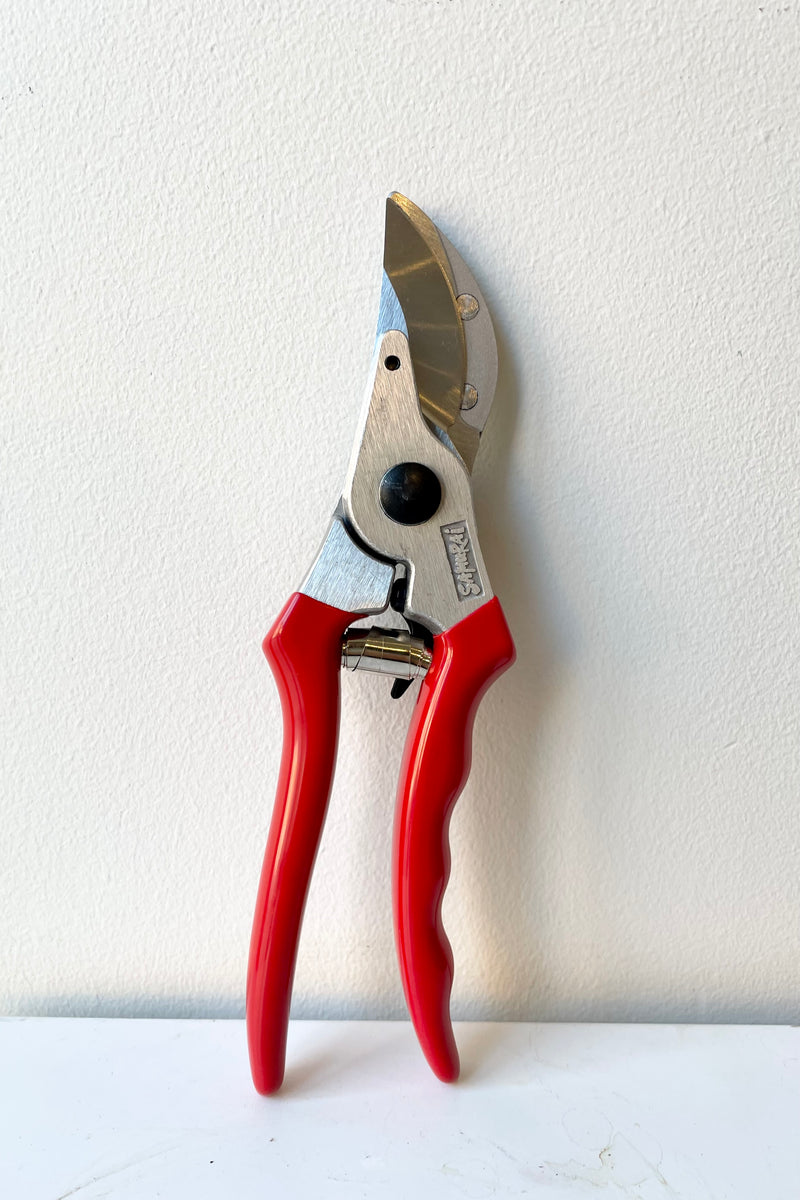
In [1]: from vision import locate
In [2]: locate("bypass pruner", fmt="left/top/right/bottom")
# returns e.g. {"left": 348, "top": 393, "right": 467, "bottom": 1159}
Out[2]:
{"left": 247, "top": 194, "right": 515, "bottom": 1094}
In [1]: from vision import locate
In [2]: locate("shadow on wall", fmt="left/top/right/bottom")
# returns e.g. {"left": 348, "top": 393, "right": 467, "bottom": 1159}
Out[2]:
{"left": 458, "top": 316, "right": 571, "bottom": 1022}
{"left": 14, "top": 993, "right": 245, "bottom": 1018}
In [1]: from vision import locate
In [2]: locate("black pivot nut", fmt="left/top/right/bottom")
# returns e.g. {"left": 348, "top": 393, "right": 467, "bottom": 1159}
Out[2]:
{"left": 379, "top": 462, "right": 442, "bottom": 526}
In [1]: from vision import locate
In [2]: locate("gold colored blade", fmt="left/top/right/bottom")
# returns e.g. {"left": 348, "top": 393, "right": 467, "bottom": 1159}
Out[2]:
{"left": 383, "top": 194, "right": 474, "bottom": 461}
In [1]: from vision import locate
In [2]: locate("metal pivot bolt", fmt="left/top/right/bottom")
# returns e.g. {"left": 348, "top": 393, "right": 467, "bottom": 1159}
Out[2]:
{"left": 379, "top": 462, "right": 442, "bottom": 526}
{"left": 342, "top": 627, "right": 432, "bottom": 680}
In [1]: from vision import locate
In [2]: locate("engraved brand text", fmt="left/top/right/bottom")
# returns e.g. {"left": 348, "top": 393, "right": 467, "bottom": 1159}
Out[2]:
{"left": 441, "top": 522, "right": 484, "bottom": 600}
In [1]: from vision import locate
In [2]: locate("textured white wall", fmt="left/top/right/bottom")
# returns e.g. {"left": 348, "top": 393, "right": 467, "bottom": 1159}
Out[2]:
{"left": 3, "top": 1, "right": 798, "bottom": 1024}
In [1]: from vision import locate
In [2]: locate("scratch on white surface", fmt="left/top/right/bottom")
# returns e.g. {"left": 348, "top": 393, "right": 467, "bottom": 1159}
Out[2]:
{"left": 440, "top": 1160, "right": 500, "bottom": 1200}
{"left": 55, "top": 1149, "right": 172, "bottom": 1199}
{"left": 546, "top": 1132, "right": 687, "bottom": 1196}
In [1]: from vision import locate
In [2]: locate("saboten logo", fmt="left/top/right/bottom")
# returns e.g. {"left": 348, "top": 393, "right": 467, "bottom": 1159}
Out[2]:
{"left": 441, "top": 522, "right": 485, "bottom": 600}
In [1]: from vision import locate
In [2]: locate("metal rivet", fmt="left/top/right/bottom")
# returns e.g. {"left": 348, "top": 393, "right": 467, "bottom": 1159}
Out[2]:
{"left": 461, "top": 383, "right": 479, "bottom": 411}
{"left": 457, "top": 293, "right": 479, "bottom": 321}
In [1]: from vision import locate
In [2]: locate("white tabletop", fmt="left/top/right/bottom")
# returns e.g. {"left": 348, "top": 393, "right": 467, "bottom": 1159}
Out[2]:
{"left": 3, "top": 1018, "right": 798, "bottom": 1198}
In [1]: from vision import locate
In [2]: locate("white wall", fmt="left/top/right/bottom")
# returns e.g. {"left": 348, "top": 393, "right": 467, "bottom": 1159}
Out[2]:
{"left": 3, "top": 0, "right": 798, "bottom": 1023}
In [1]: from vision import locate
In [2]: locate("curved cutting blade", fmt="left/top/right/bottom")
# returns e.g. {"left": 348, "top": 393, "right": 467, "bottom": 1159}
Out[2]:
{"left": 382, "top": 193, "right": 496, "bottom": 472}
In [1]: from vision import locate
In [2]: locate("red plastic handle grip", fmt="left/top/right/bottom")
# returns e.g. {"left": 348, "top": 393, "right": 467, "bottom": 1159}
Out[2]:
{"left": 246, "top": 591, "right": 356, "bottom": 1095}
{"left": 393, "top": 597, "right": 515, "bottom": 1082}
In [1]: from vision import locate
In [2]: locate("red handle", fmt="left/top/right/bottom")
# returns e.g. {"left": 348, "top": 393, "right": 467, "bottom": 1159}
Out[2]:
{"left": 246, "top": 591, "right": 356, "bottom": 1095}
{"left": 393, "top": 597, "right": 515, "bottom": 1082}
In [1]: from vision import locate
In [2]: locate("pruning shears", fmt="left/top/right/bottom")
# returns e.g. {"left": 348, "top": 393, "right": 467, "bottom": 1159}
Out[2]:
{"left": 247, "top": 194, "right": 515, "bottom": 1094}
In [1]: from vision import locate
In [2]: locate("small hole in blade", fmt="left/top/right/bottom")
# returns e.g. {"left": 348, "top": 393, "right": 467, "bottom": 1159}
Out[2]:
{"left": 384, "top": 355, "right": 401, "bottom": 371}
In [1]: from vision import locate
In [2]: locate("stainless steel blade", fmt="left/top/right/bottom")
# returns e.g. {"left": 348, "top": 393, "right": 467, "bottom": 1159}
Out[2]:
{"left": 375, "top": 270, "right": 408, "bottom": 342}
{"left": 382, "top": 193, "right": 497, "bottom": 472}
